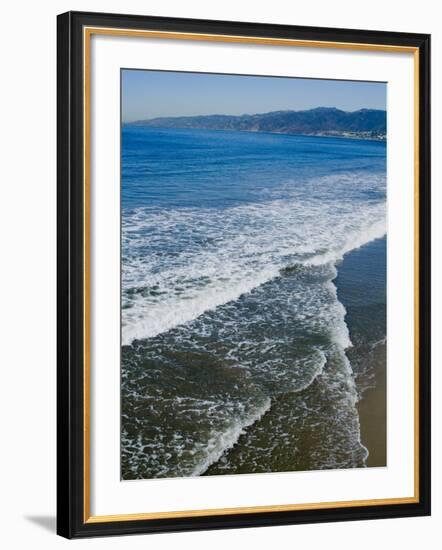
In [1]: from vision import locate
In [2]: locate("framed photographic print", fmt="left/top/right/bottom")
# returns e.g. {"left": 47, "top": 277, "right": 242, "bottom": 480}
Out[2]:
{"left": 57, "top": 11, "right": 431, "bottom": 538}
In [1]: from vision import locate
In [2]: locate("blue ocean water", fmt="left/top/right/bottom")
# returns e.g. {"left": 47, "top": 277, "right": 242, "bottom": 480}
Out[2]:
{"left": 122, "top": 127, "right": 385, "bottom": 209}
{"left": 121, "top": 127, "right": 386, "bottom": 479}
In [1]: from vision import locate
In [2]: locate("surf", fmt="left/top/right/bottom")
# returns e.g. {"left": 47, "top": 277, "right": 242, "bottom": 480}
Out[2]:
{"left": 122, "top": 172, "right": 386, "bottom": 346}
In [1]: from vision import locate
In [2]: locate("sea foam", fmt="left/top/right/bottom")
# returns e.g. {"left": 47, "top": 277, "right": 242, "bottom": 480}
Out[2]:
{"left": 122, "top": 171, "right": 386, "bottom": 346}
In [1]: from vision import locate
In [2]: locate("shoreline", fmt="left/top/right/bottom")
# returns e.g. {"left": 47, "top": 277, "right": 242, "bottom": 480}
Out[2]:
{"left": 356, "top": 341, "right": 387, "bottom": 467}
{"left": 126, "top": 124, "right": 386, "bottom": 142}
{"left": 335, "top": 237, "right": 387, "bottom": 468}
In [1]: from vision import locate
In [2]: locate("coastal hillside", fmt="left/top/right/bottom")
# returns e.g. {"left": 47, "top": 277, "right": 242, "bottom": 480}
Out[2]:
{"left": 128, "top": 107, "right": 386, "bottom": 140}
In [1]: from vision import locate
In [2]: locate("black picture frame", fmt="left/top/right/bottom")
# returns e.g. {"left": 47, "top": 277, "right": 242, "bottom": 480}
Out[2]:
{"left": 57, "top": 10, "right": 431, "bottom": 539}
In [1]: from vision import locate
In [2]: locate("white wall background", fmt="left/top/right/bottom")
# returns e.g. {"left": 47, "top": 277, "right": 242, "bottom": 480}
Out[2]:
{"left": 0, "top": 0, "right": 439, "bottom": 547}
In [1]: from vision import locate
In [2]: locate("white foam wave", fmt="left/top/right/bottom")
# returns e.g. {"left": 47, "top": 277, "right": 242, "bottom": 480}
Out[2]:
{"left": 305, "top": 217, "right": 387, "bottom": 267}
{"left": 122, "top": 172, "right": 386, "bottom": 345}
{"left": 190, "top": 397, "right": 272, "bottom": 476}
{"left": 292, "top": 350, "right": 328, "bottom": 393}
{"left": 123, "top": 264, "right": 279, "bottom": 345}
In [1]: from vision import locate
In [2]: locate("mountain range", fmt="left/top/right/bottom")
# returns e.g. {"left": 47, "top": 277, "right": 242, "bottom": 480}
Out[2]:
{"left": 127, "top": 107, "right": 386, "bottom": 140}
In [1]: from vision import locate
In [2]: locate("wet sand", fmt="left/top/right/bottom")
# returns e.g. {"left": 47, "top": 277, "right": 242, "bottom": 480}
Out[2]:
{"left": 335, "top": 237, "right": 387, "bottom": 468}
{"left": 356, "top": 343, "right": 386, "bottom": 467}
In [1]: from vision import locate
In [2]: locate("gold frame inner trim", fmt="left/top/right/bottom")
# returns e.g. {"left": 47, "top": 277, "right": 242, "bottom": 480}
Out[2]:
{"left": 83, "top": 26, "right": 420, "bottom": 524}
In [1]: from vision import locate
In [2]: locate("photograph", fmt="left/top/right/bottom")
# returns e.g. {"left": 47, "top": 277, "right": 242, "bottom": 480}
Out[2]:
{"left": 120, "top": 69, "right": 388, "bottom": 481}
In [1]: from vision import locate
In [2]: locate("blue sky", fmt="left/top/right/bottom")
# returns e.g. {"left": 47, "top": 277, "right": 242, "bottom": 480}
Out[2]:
{"left": 122, "top": 69, "right": 386, "bottom": 123}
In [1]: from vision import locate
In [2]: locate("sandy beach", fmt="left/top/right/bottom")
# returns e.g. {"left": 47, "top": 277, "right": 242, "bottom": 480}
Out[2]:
{"left": 336, "top": 237, "right": 387, "bottom": 468}
{"left": 356, "top": 342, "right": 386, "bottom": 467}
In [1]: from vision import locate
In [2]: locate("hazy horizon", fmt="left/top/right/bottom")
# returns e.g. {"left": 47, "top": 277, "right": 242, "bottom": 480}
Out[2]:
{"left": 122, "top": 69, "right": 386, "bottom": 123}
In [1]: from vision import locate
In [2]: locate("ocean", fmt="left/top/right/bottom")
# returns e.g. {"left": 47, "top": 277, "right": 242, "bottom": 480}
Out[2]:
{"left": 120, "top": 126, "right": 387, "bottom": 479}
